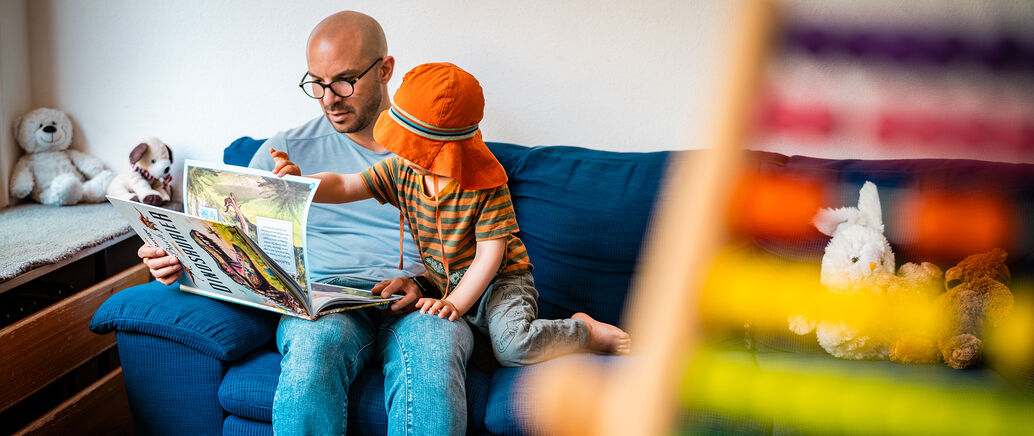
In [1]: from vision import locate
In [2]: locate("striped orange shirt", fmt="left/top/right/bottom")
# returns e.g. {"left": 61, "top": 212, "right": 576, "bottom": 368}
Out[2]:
{"left": 360, "top": 157, "right": 532, "bottom": 294}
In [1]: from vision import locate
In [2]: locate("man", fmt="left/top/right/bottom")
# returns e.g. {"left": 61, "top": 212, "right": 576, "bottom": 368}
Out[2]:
{"left": 138, "top": 11, "right": 473, "bottom": 435}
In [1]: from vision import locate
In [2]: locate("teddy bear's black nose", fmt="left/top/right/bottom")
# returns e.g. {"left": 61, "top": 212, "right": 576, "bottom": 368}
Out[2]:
{"left": 43, "top": 125, "right": 56, "bottom": 133}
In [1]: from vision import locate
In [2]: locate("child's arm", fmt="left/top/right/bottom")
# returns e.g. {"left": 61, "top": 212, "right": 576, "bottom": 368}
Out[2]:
{"left": 417, "top": 237, "right": 506, "bottom": 322}
{"left": 270, "top": 148, "right": 372, "bottom": 204}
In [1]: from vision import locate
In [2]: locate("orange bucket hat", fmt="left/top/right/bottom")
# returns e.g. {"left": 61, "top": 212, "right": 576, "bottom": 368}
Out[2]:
{"left": 373, "top": 62, "right": 507, "bottom": 190}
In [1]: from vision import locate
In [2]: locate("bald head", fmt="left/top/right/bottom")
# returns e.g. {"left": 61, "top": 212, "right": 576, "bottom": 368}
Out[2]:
{"left": 304, "top": 11, "right": 395, "bottom": 140}
{"left": 308, "top": 11, "right": 387, "bottom": 61}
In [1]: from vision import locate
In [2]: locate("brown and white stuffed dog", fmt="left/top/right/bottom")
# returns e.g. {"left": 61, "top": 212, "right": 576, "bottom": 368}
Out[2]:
{"left": 106, "top": 137, "right": 174, "bottom": 206}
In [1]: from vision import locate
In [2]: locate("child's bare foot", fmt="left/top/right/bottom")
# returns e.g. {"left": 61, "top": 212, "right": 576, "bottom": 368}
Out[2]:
{"left": 572, "top": 312, "right": 631, "bottom": 355}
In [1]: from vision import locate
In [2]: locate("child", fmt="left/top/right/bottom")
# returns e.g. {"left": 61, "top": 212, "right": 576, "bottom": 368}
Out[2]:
{"left": 272, "top": 62, "right": 629, "bottom": 366}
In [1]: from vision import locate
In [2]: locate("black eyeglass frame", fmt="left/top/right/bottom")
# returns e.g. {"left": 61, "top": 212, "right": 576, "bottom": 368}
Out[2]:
{"left": 299, "top": 57, "right": 383, "bottom": 99}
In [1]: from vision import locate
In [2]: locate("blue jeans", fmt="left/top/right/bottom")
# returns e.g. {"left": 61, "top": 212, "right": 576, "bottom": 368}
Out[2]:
{"left": 272, "top": 277, "right": 474, "bottom": 435}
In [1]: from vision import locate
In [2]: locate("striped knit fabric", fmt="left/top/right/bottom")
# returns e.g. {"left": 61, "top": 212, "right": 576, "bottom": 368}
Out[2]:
{"left": 361, "top": 157, "right": 532, "bottom": 294}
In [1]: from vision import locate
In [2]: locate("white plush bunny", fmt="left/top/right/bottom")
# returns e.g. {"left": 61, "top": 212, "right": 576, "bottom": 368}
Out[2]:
{"left": 788, "top": 181, "right": 896, "bottom": 360}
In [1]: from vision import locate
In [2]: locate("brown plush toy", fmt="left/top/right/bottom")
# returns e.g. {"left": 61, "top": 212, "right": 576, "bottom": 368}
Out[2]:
{"left": 887, "top": 261, "right": 946, "bottom": 364}
{"left": 938, "top": 248, "right": 1014, "bottom": 369}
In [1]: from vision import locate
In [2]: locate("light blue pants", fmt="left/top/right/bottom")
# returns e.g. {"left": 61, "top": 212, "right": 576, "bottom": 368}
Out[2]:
{"left": 272, "top": 277, "right": 474, "bottom": 436}
{"left": 465, "top": 272, "right": 589, "bottom": 367}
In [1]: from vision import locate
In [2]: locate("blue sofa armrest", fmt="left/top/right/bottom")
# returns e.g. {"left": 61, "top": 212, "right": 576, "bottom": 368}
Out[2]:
{"left": 91, "top": 280, "right": 280, "bottom": 435}
{"left": 90, "top": 280, "right": 279, "bottom": 361}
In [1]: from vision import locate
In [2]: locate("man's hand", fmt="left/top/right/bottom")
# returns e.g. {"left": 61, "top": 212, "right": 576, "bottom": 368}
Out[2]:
{"left": 415, "top": 298, "right": 463, "bottom": 322}
{"left": 270, "top": 148, "right": 301, "bottom": 177}
{"left": 138, "top": 243, "right": 182, "bottom": 285}
{"left": 371, "top": 277, "right": 422, "bottom": 316}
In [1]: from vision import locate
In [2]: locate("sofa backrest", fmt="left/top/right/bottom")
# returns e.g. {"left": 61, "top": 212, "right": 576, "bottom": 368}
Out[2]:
{"left": 224, "top": 136, "right": 264, "bottom": 167}
{"left": 744, "top": 151, "right": 1034, "bottom": 282}
{"left": 487, "top": 142, "right": 672, "bottom": 326}
{"left": 223, "top": 136, "right": 1034, "bottom": 327}
{"left": 222, "top": 137, "right": 669, "bottom": 327}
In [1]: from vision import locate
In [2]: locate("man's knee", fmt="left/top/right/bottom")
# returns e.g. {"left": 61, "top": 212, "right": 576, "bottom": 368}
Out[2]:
{"left": 278, "top": 313, "right": 372, "bottom": 360}
{"left": 385, "top": 313, "right": 473, "bottom": 365}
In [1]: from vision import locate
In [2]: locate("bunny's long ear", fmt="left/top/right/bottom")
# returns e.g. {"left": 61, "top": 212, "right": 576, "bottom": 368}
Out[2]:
{"left": 813, "top": 207, "right": 857, "bottom": 236}
{"left": 856, "top": 181, "right": 883, "bottom": 229}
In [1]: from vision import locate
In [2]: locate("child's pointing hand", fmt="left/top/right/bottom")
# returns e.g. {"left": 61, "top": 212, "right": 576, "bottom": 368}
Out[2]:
{"left": 270, "top": 148, "right": 301, "bottom": 177}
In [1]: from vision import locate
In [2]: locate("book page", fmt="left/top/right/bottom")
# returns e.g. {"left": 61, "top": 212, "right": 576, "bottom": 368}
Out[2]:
{"left": 255, "top": 216, "right": 297, "bottom": 276}
{"left": 183, "top": 160, "right": 319, "bottom": 299}
{"left": 309, "top": 282, "right": 402, "bottom": 317}
{"left": 109, "top": 196, "right": 309, "bottom": 317}
{"left": 309, "top": 282, "right": 402, "bottom": 311}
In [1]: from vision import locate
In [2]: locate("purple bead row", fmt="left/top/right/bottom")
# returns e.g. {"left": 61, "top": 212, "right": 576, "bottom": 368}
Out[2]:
{"left": 784, "top": 25, "right": 1034, "bottom": 72}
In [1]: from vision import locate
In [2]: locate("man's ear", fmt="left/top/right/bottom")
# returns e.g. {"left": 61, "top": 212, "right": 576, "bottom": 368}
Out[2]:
{"left": 379, "top": 55, "right": 395, "bottom": 84}
{"left": 130, "top": 142, "right": 149, "bottom": 164}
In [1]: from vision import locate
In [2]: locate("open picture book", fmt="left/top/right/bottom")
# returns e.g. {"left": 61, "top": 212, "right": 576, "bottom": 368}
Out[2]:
{"left": 108, "top": 160, "right": 399, "bottom": 320}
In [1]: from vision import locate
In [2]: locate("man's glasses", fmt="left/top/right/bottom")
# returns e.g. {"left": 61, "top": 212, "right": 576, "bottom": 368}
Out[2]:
{"left": 299, "top": 57, "right": 383, "bottom": 99}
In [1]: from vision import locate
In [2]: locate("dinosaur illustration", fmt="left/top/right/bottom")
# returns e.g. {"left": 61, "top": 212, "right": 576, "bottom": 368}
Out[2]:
{"left": 223, "top": 192, "right": 252, "bottom": 234}
{"left": 190, "top": 229, "right": 303, "bottom": 313}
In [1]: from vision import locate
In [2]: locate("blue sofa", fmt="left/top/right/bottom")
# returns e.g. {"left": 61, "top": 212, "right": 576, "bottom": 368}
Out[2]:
{"left": 91, "top": 138, "right": 1034, "bottom": 435}
{"left": 90, "top": 139, "right": 671, "bottom": 435}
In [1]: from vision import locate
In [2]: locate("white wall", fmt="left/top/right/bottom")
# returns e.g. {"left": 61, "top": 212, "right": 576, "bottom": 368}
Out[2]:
{"left": 0, "top": 0, "right": 32, "bottom": 208}
{"left": 26, "top": 0, "right": 736, "bottom": 186}
{"left": 20, "top": 0, "right": 1034, "bottom": 195}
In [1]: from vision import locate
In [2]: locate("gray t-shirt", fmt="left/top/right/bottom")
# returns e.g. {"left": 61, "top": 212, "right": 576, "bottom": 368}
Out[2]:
{"left": 248, "top": 115, "right": 423, "bottom": 282}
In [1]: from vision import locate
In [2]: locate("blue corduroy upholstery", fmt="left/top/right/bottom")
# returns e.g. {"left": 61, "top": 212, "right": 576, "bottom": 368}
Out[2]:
{"left": 91, "top": 280, "right": 279, "bottom": 361}
{"left": 487, "top": 143, "right": 671, "bottom": 325}
{"left": 222, "top": 415, "right": 272, "bottom": 436}
{"left": 115, "top": 331, "right": 227, "bottom": 436}
{"left": 218, "top": 349, "right": 279, "bottom": 422}
{"left": 224, "top": 136, "right": 264, "bottom": 166}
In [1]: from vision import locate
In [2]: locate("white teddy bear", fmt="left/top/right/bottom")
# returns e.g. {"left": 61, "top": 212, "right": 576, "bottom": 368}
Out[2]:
{"left": 788, "top": 181, "right": 941, "bottom": 360}
{"left": 9, "top": 107, "right": 114, "bottom": 206}
{"left": 106, "top": 136, "right": 174, "bottom": 206}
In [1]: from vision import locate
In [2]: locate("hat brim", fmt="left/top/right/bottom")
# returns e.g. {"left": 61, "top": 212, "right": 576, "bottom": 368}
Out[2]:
{"left": 374, "top": 109, "right": 507, "bottom": 190}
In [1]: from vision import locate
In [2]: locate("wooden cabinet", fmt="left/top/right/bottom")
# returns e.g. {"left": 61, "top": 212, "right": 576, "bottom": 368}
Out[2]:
{"left": 1, "top": 235, "right": 148, "bottom": 435}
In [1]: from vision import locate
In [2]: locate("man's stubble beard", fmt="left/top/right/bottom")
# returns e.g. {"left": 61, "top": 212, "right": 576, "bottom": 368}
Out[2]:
{"left": 327, "top": 86, "right": 384, "bottom": 134}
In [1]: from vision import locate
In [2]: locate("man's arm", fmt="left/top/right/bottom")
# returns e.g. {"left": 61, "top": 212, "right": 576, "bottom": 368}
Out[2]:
{"left": 417, "top": 238, "right": 506, "bottom": 321}
{"left": 270, "top": 148, "right": 372, "bottom": 204}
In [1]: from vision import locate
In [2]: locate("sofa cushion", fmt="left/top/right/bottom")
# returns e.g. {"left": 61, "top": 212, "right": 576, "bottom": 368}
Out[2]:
{"left": 90, "top": 280, "right": 279, "bottom": 361}
{"left": 487, "top": 142, "right": 671, "bottom": 326}
{"left": 484, "top": 354, "right": 622, "bottom": 435}
{"left": 217, "top": 347, "right": 494, "bottom": 434}
{"left": 223, "top": 414, "right": 271, "bottom": 436}
{"left": 219, "top": 348, "right": 280, "bottom": 422}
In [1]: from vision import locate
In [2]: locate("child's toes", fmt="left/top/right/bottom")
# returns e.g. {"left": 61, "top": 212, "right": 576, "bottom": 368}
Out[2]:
{"left": 611, "top": 333, "right": 631, "bottom": 353}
